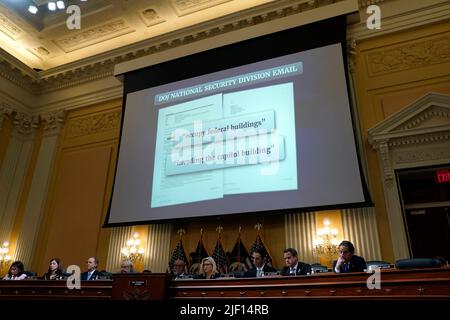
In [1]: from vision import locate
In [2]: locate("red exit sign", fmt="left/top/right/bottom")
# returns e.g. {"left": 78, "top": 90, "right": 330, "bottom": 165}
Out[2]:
{"left": 436, "top": 170, "right": 450, "bottom": 183}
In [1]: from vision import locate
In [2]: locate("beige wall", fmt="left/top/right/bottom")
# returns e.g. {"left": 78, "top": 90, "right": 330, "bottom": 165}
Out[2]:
{"left": 32, "top": 100, "right": 122, "bottom": 274}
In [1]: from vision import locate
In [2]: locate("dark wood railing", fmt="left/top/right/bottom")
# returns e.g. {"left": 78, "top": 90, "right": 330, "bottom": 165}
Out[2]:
{"left": 0, "top": 267, "right": 449, "bottom": 300}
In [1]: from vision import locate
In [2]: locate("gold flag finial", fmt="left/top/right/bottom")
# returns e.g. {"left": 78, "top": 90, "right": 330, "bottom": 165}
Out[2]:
{"left": 216, "top": 225, "right": 223, "bottom": 240}
{"left": 254, "top": 223, "right": 262, "bottom": 234}
{"left": 177, "top": 228, "right": 186, "bottom": 238}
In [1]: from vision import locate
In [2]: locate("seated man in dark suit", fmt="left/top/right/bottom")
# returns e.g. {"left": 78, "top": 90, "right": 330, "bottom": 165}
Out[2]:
{"left": 172, "top": 259, "right": 188, "bottom": 279}
{"left": 80, "top": 257, "right": 101, "bottom": 280}
{"left": 244, "top": 248, "right": 277, "bottom": 278}
{"left": 281, "top": 248, "right": 311, "bottom": 276}
{"left": 333, "top": 241, "right": 366, "bottom": 273}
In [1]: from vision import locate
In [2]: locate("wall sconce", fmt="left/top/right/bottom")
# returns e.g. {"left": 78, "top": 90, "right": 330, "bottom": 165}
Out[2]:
{"left": 313, "top": 219, "right": 340, "bottom": 258}
{"left": 121, "top": 233, "right": 145, "bottom": 263}
{"left": 0, "top": 241, "right": 12, "bottom": 269}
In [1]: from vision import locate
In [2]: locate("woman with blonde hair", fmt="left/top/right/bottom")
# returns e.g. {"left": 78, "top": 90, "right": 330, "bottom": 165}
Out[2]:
{"left": 197, "top": 257, "right": 220, "bottom": 279}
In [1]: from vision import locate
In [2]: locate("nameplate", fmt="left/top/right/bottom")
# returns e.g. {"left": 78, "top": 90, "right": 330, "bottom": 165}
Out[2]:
{"left": 129, "top": 280, "right": 147, "bottom": 286}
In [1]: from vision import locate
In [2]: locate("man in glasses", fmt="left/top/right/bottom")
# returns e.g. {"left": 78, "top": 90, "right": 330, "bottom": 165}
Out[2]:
{"left": 172, "top": 259, "right": 188, "bottom": 279}
{"left": 333, "top": 240, "right": 366, "bottom": 273}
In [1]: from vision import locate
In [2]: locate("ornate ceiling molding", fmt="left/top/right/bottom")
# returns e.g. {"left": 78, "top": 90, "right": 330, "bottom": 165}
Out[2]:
{"left": 0, "top": 58, "right": 39, "bottom": 93}
{"left": 55, "top": 19, "right": 135, "bottom": 53}
{"left": 0, "top": 11, "right": 24, "bottom": 39}
{"left": 0, "top": 0, "right": 448, "bottom": 110}
{"left": 0, "top": 0, "right": 347, "bottom": 95}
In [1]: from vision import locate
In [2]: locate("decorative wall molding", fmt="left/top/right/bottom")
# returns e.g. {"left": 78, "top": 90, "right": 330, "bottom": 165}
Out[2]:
{"left": 366, "top": 34, "right": 450, "bottom": 76}
{"left": 65, "top": 109, "right": 121, "bottom": 139}
{"left": 394, "top": 106, "right": 450, "bottom": 131}
{"left": 394, "top": 146, "right": 450, "bottom": 164}
{"left": 357, "top": 0, "right": 388, "bottom": 8}
{"left": 349, "top": 1, "right": 450, "bottom": 41}
{"left": 368, "top": 92, "right": 450, "bottom": 260}
{"left": 0, "top": 59, "right": 39, "bottom": 94}
{"left": 388, "top": 132, "right": 450, "bottom": 148}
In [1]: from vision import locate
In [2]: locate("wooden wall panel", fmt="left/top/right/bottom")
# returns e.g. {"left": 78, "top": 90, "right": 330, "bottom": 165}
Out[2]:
{"left": 34, "top": 100, "right": 122, "bottom": 274}
{"left": 39, "top": 146, "right": 113, "bottom": 273}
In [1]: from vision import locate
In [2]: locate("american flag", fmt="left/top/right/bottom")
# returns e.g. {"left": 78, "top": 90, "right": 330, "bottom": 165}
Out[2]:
{"left": 168, "top": 239, "right": 189, "bottom": 272}
{"left": 228, "top": 237, "right": 252, "bottom": 272}
{"left": 212, "top": 239, "right": 229, "bottom": 274}
{"left": 189, "top": 239, "right": 209, "bottom": 274}
{"left": 249, "top": 234, "right": 273, "bottom": 267}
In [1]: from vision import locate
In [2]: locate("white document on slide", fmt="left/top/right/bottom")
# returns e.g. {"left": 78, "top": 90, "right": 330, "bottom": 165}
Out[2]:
{"left": 151, "top": 94, "right": 224, "bottom": 208}
{"left": 222, "top": 82, "right": 298, "bottom": 194}
{"left": 151, "top": 83, "right": 297, "bottom": 208}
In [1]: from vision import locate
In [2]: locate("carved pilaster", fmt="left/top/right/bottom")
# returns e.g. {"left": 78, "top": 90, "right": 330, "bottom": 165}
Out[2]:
{"left": 0, "top": 106, "right": 13, "bottom": 130}
{"left": 347, "top": 38, "right": 358, "bottom": 73}
{"left": 40, "top": 109, "right": 67, "bottom": 137}
{"left": 375, "top": 140, "right": 394, "bottom": 186}
{"left": 11, "top": 112, "right": 39, "bottom": 138}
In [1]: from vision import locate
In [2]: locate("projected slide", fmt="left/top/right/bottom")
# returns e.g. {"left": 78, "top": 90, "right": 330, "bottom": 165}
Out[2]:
{"left": 151, "top": 82, "right": 297, "bottom": 208}
{"left": 108, "top": 37, "right": 369, "bottom": 225}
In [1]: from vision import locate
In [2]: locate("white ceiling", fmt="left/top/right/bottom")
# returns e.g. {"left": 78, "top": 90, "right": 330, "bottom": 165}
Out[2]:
{"left": 0, "top": 0, "right": 281, "bottom": 71}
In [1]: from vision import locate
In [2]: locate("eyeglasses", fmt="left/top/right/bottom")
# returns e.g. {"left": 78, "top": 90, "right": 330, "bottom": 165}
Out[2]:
{"left": 339, "top": 250, "right": 350, "bottom": 254}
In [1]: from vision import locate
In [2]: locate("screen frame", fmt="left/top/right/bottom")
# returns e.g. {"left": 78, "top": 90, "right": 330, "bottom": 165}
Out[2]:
{"left": 104, "top": 14, "right": 373, "bottom": 228}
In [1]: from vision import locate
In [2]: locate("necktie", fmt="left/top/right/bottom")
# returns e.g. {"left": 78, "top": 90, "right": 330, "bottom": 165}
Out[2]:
{"left": 343, "top": 264, "right": 349, "bottom": 272}
{"left": 290, "top": 267, "right": 296, "bottom": 275}
{"left": 258, "top": 269, "right": 263, "bottom": 278}
{"left": 87, "top": 272, "right": 92, "bottom": 280}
